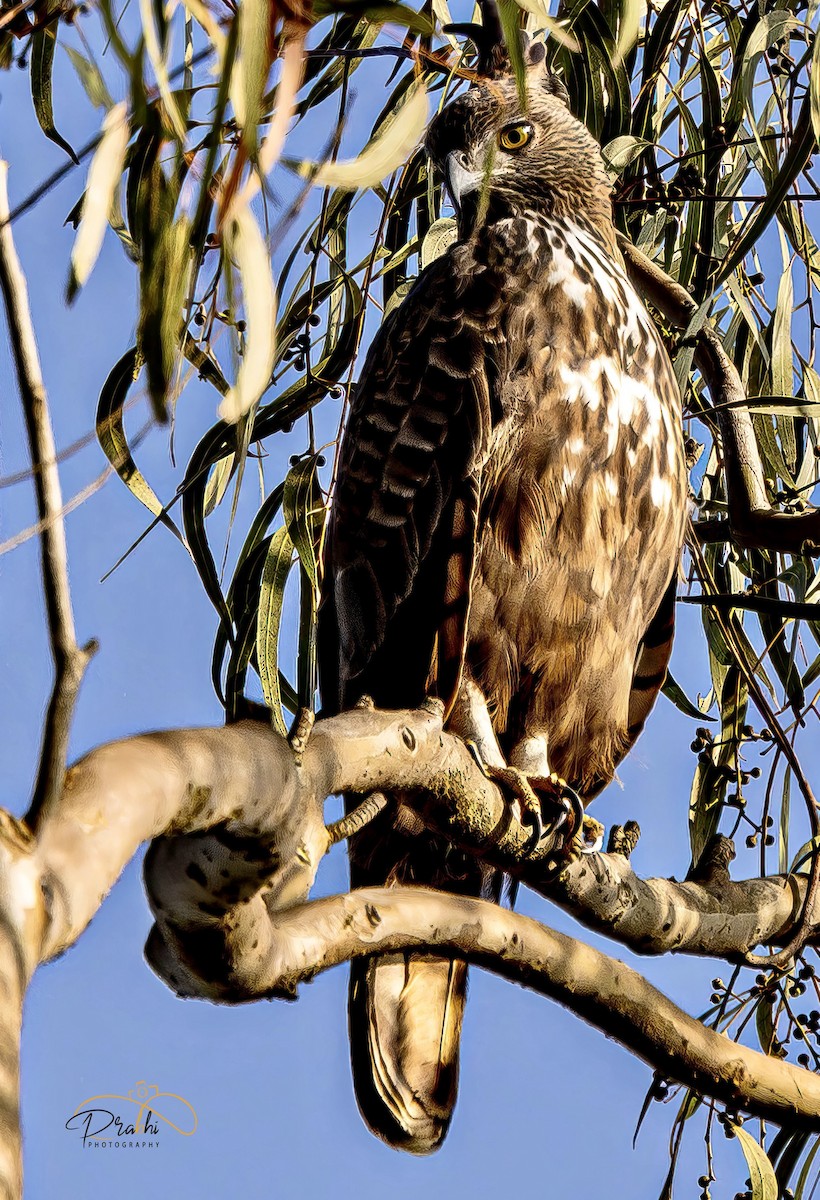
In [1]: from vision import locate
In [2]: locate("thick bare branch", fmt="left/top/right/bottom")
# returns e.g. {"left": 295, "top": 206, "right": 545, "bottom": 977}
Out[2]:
{"left": 0, "top": 163, "right": 96, "bottom": 825}
{"left": 549, "top": 841, "right": 808, "bottom": 958}
{"left": 25, "top": 711, "right": 818, "bottom": 964}
{"left": 0, "top": 705, "right": 811, "bottom": 1183}
{"left": 156, "top": 883, "right": 820, "bottom": 1131}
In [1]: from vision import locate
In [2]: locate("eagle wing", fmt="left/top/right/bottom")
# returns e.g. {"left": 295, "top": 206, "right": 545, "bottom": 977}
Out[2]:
{"left": 319, "top": 248, "right": 497, "bottom": 718}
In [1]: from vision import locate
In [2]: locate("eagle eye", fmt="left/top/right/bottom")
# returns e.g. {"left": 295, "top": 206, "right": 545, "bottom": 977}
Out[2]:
{"left": 498, "top": 122, "right": 534, "bottom": 152}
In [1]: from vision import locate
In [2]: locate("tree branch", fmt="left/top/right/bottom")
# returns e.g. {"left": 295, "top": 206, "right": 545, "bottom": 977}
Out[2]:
{"left": 617, "top": 234, "right": 820, "bottom": 555}
{"left": 159, "top": 882, "right": 820, "bottom": 1131}
{"left": 26, "top": 712, "right": 818, "bottom": 968}
{"left": 617, "top": 233, "right": 820, "bottom": 970}
{"left": 0, "top": 708, "right": 817, "bottom": 1196}
{"left": 0, "top": 163, "right": 96, "bottom": 827}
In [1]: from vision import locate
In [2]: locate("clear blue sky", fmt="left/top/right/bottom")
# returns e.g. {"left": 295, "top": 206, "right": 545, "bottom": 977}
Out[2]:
{"left": 0, "top": 17, "right": 813, "bottom": 1199}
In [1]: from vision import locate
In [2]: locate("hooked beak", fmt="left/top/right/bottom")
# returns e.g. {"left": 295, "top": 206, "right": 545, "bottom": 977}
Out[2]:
{"left": 445, "top": 151, "right": 482, "bottom": 213}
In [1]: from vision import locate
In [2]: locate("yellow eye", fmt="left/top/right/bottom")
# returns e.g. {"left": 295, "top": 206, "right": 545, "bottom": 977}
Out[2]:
{"left": 498, "top": 122, "right": 534, "bottom": 152}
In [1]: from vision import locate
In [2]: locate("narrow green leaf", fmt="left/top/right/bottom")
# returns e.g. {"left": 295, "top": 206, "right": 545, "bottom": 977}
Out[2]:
{"left": 420, "top": 217, "right": 457, "bottom": 268}
{"left": 803, "top": 652, "right": 820, "bottom": 690}
{"left": 236, "top": 0, "right": 269, "bottom": 156}
{"left": 182, "top": 424, "right": 236, "bottom": 628}
{"left": 662, "top": 671, "right": 716, "bottom": 721}
{"left": 601, "top": 135, "right": 652, "bottom": 174}
{"left": 756, "top": 992, "right": 775, "bottom": 1054}
{"left": 65, "top": 46, "right": 115, "bottom": 111}
{"left": 30, "top": 22, "right": 79, "bottom": 162}
{"left": 283, "top": 455, "right": 324, "bottom": 590}
{"left": 297, "top": 563, "right": 318, "bottom": 712}
{"left": 139, "top": 215, "right": 192, "bottom": 421}
{"left": 771, "top": 260, "right": 794, "bottom": 402}
{"left": 812, "top": 23, "right": 820, "bottom": 148}
{"left": 212, "top": 483, "right": 285, "bottom": 707}
{"left": 203, "top": 454, "right": 236, "bottom": 517}
{"left": 716, "top": 94, "right": 816, "bottom": 286}
{"left": 498, "top": 0, "right": 527, "bottom": 107}
{"left": 256, "top": 526, "right": 296, "bottom": 736}
{"left": 790, "top": 837, "right": 820, "bottom": 875}
{"left": 96, "top": 346, "right": 180, "bottom": 538}
{"left": 794, "top": 1134, "right": 820, "bottom": 1199}
{"left": 779, "top": 767, "right": 791, "bottom": 876}
{"left": 183, "top": 332, "right": 230, "bottom": 396}
{"left": 742, "top": 12, "right": 800, "bottom": 73}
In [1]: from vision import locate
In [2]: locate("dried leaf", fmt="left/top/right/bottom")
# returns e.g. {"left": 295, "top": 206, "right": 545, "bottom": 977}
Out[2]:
{"left": 420, "top": 216, "right": 457, "bottom": 268}
{"left": 299, "top": 84, "right": 427, "bottom": 190}
{"left": 68, "top": 102, "right": 130, "bottom": 302}
{"left": 219, "top": 207, "right": 277, "bottom": 422}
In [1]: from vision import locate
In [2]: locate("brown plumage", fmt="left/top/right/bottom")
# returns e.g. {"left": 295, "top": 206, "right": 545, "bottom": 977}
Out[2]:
{"left": 318, "top": 45, "right": 688, "bottom": 1155}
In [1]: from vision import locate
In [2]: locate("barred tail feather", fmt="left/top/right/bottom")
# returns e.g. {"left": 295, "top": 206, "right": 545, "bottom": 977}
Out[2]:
{"left": 627, "top": 578, "right": 677, "bottom": 741}
{"left": 349, "top": 953, "right": 467, "bottom": 1154}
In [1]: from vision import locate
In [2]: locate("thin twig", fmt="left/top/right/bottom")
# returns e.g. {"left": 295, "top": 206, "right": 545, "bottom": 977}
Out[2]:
{"left": 0, "top": 163, "right": 97, "bottom": 827}
{"left": 0, "top": 462, "right": 114, "bottom": 558}
{"left": 681, "top": 593, "right": 820, "bottom": 620}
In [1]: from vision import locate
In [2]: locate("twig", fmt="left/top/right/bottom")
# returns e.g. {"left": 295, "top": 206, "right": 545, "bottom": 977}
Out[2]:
{"left": 326, "top": 791, "right": 390, "bottom": 844}
{"left": 0, "top": 462, "right": 113, "bottom": 557}
{"left": 0, "top": 163, "right": 97, "bottom": 827}
{"left": 681, "top": 593, "right": 820, "bottom": 620}
{"left": 617, "top": 234, "right": 820, "bottom": 555}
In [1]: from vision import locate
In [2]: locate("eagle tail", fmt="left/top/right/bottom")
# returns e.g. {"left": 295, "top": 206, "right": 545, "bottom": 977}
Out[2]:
{"left": 349, "top": 951, "right": 467, "bottom": 1154}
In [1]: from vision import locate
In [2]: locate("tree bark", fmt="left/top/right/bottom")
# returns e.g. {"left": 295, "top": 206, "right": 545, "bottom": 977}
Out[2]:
{"left": 0, "top": 703, "right": 809, "bottom": 1200}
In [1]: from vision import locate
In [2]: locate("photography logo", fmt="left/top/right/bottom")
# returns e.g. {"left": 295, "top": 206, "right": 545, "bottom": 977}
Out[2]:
{"left": 65, "top": 1080, "right": 198, "bottom": 1149}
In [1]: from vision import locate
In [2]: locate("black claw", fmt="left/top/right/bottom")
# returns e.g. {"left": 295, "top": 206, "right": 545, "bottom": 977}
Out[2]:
{"left": 559, "top": 784, "right": 585, "bottom": 843}
{"left": 549, "top": 806, "right": 569, "bottom": 840}
{"left": 524, "top": 808, "right": 544, "bottom": 854}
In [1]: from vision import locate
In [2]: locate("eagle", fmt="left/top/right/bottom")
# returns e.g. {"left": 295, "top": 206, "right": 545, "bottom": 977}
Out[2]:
{"left": 318, "top": 14, "right": 688, "bottom": 1157}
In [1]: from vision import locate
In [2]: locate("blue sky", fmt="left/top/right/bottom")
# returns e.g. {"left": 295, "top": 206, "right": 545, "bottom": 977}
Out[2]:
{"left": 0, "top": 14, "right": 816, "bottom": 1199}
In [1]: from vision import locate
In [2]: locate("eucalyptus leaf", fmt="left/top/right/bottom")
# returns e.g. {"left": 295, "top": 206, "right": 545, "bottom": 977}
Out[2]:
{"left": 734, "top": 1125, "right": 778, "bottom": 1200}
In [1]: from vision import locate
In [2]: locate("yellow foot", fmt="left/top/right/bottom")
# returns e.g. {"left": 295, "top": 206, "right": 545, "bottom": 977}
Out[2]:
{"left": 466, "top": 744, "right": 583, "bottom": 853}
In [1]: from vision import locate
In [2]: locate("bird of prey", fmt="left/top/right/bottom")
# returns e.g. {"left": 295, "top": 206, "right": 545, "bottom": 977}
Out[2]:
{"left": 318, "top": 12, "right": 688, "bottom": 1156}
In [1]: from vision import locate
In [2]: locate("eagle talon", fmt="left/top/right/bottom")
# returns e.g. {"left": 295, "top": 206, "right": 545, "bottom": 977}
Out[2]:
{"left": 465, "top": 744, "right": 573, "bottom": 854}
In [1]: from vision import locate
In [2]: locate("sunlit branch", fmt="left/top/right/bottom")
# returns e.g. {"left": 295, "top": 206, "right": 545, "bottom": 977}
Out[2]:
{"left": 0, "top": 163, "right": 97, "bottom": 825}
